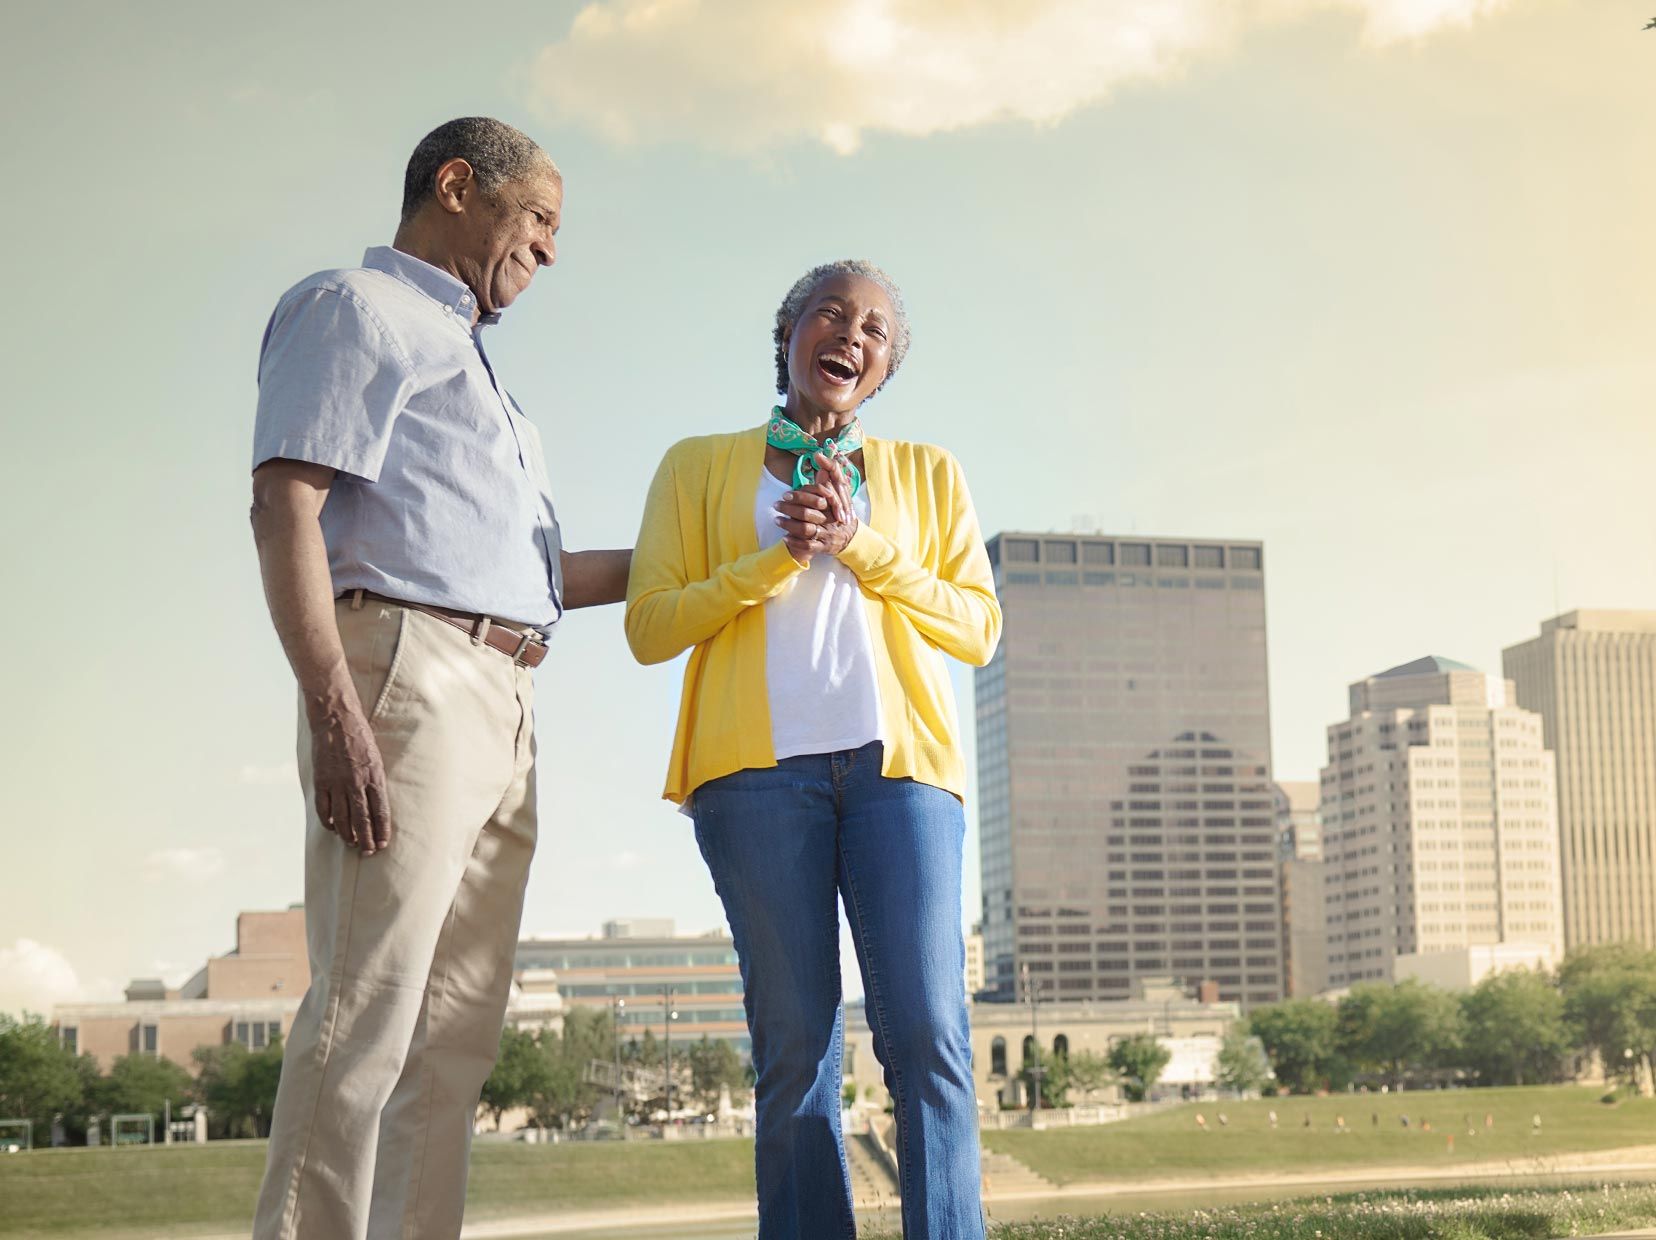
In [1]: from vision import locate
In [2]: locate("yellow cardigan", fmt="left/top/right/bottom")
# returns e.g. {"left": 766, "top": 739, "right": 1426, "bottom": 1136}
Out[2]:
{"left": 625, "top": 425, "right": 1002, "bottom": 805}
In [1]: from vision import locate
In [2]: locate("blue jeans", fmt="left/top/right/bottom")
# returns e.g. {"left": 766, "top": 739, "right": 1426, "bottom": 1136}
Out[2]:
{"left": 691, "top": 743, "right": 985, "bottom": 1240}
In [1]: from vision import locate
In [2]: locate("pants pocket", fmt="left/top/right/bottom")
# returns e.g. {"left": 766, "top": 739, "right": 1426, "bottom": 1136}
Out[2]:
{"left": 366, "top": 607, "right": 411, "bottom": 721}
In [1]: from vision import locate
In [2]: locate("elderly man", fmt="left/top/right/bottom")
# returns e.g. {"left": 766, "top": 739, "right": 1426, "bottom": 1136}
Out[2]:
{"left": 248, "top": 117, "right": 628, "bottom": 1240}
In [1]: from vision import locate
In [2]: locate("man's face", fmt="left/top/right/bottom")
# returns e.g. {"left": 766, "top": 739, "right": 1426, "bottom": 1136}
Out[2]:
{"left": 454, "top": 167, "right": 562, "bottom": 315}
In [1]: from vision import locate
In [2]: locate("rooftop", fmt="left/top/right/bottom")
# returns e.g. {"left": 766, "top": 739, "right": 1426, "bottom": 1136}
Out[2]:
{"left": 1373, "top": 655, "right": 1480, "bottom": 679}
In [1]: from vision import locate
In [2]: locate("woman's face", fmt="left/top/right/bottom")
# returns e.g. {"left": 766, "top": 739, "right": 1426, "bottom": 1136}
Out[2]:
{"left": 784, "top": 273, "right": 896, "bottom": 416}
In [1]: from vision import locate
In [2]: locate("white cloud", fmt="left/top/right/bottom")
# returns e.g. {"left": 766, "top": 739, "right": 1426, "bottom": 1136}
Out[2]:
{"left": 143, "top": 847, "right": 226, "bottom": 884}
{"left": 0, "top": 940, "right": 85, "bottom": 1016}
{"left": 527, "top": 0, "right": 1513, "bottom": 154}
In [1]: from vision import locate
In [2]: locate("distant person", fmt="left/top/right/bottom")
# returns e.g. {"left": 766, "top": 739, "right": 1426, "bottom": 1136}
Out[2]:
{"left": 1486, "top": 1112, "right": 1495, "bottom": 1130}
{"left": 1218, "top": 1112, "right": 1229, "bottom": 1127}
{"left": 625, "top": 260, "right": 1000, "bottom": 1239}
{"left": 249, "top": 117, "right": 630, "bottom": 1240}
{"left": 1268, "top": 1109, "right": 1279, "bottom": 1129}
{"left": 1196, "top": 1113, "right": 1209, "bottom": 1131}
{"left": 1532, "top": 1112, "right": 1543, "bottom": 1135}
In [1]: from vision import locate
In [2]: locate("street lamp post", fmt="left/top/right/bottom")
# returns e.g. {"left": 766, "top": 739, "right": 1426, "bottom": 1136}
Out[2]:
{"left": 611, "top": 996, "right": 626, "bottom": 1120}
{"left": 1022, "top": 963, "right": 1045, "bottom": 1114}
{"left": 662, "top": 986, "right": 679, "bottom": 1121}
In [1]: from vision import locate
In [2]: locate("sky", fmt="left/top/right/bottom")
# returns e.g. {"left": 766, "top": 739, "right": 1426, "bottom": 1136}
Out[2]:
{"left": 1, "top": 0, "right": 1652, "bottom": 1016}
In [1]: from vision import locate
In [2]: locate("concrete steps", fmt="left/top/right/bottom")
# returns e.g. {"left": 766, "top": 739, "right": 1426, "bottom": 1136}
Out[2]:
{"left": 848, "top": 1131, "right": 900, "bottom": 1207}
{"left": 980, "top": 1148, "right": 1056, "bottom": 1198}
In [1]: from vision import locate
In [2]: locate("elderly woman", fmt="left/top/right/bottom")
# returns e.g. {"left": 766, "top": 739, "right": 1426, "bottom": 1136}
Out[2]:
{"left": 625, "top": 260, "right": 1000, "bottom": 1238}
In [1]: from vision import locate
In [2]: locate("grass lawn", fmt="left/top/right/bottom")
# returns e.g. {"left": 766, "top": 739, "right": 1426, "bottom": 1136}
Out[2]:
{"left": 981, "top": 1085, "right": 1656, "bottom": 1186}
{"left": 962, "top": 1183, "right": 1656, "bottom": 1239}
{"left": 0, "top": 1137, "right": 757, "bottom": 1237}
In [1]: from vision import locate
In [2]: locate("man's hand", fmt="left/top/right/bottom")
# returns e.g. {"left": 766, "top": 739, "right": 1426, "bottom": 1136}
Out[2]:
{"left": 775, "top": 452, "right": 858, "bottom": 564}
{"left": 309, "top": 702, "right": 394, "bottom": 854}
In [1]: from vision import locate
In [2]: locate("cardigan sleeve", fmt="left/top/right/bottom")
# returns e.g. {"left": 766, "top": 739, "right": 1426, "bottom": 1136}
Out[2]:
{"left": 624, "top": 445, "right": 807, "bottom": 666}
{"left": 836, "top": 450, "right": 1003, "bottom": 667}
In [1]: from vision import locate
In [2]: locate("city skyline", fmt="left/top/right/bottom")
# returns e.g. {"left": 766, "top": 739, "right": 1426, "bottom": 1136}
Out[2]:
{"left": 3, "top": 0, "right": 1653, "bottom": 1015}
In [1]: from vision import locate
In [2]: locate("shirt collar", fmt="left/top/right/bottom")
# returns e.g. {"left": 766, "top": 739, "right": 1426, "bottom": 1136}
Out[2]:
{"left": 362, "top": 245, "right": 501, "bottom": 326}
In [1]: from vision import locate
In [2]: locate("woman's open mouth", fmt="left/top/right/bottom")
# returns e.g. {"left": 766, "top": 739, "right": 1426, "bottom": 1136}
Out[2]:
{"left": 816, "top": 352, "right": 859, "bottom": 386}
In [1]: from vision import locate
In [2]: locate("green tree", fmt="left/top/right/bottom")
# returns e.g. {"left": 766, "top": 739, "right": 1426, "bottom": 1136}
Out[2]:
{"left": 1459, "top": 968, "right": 1570, "bottom": 1086}
{"left": 687, "top": 1036, "right": 748, "bottom": 1112}
{"left": 1019, "top": 1046, "right": 1070, "bottom": 1108}
{"left": 1064, "top": 1050, "right": 1113, "bottom": 1101}
{"left": 627, "top": 1028, "right": 662, "bottom": 1069}
{"left": 1559, "top": 943, "right": 1656, "bottom": 1092}
{"left": 481, "top": 1027, "right": 551, "bottom": 1130}
{"left": 192, "top": 1040, "right": 284, "bottom": 1138}
{"left": 525, "top": 1009, "right": 616, "bottom": 1129}
{"left": 1216, "top": 1025, "right": 1272, "bottom": 1094}
{"left": 0, "top": 1014, "right": 91, "bottom": 1139}
{"left": 92, "top": 1053, "right": 196, "bottom": 1131}
{"left": 1248, "top": 998, "right": 1340, "bottom": 1094}
{"left": 1107, "top": 1034, "right": 1171, "bottom": 1103}
{"left": 1336, "top": 980, "right": 1461, "bottom": 1087}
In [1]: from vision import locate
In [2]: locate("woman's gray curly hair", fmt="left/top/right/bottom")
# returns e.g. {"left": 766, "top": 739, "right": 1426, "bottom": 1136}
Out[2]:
{"left": 773, "top": 259, "right": 911, "bottom": 397}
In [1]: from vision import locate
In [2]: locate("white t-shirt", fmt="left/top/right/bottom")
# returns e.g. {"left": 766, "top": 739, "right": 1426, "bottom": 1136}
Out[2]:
{"left": 755, "top": 467, "right": 882, "bottom": 760}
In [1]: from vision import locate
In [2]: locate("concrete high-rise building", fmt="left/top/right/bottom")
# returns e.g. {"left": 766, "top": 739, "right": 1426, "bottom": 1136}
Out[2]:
{"left": 976, "top": 531, "right": 1282, "bottom": 1008}
{"left": 1321, "top": 657, "right": 1564, "bottom": 988}
{"left": 1503, "top": 611, "right": 1656, "bottom": 951}
{"left": 1276, "top": 781, "right": 1328, "bottom": 997}
{"left": 964, "top": 924, "right": 986, "bottom": 998}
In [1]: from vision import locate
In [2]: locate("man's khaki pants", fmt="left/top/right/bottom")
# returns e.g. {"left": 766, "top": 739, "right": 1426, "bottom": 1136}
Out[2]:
{"left": 254, "top": 597, "right": 538, "bottom": 1240}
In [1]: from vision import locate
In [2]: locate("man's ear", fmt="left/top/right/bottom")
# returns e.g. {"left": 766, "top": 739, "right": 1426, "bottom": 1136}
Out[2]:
{"left": 432, "top": 158, "right": 477, "bottom": 215}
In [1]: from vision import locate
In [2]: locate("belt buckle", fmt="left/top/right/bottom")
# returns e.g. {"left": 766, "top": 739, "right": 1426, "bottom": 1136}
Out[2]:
{"left": 510, "top": 629, "right": 544, "bottom": 667}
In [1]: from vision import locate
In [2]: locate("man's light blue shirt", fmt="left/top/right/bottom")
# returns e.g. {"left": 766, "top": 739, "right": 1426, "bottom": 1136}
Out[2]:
{"left": 253, "top": 246, "right": 564, "bottom": 632}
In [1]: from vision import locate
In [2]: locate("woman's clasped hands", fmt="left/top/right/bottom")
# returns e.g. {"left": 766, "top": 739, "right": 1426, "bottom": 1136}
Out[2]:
{"left": 775, "top": 451, "right": 858, "bottom": 564}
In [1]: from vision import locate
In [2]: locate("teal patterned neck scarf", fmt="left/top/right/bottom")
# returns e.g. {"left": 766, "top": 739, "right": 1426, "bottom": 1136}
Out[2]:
{"left": 766, "top": 408, "right": 864, "bottom": 497}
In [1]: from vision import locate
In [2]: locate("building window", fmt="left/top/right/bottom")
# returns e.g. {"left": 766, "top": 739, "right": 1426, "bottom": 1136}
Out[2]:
{"left": 1083, "top": 542, "right": 1115, "bottom": 565}
{"left": 140, "top": 1024, "right": 158, "bottom": 1055}
{"left": 60, "top": 1027, "right": 77, "bottom": 1055}
{"left": 1229, "top": 546, "right": 1262, "bottom": 571}
{"left": 1193, "top": 545, "right": 1224, "bottom": 569}
{"left": 1120, "top": 543, "right": 1151, "bottom": 567}
{"left": 991, "top": 1036, "right": 1007, "bottom": 1076}
{"left": 1022, "top": 1035, "right": 1037, "bottom": 1067}
{"left": 1043, "top": 540, "right": 1077, "bottom": 564}
{"left": 1053, "top": 1033, "right": 1070, "bottom": 1059}
{"left": 1005, "top": 539, "right": 1038, "bottom": 563}
{"left": 1156, "top": 545, "right": 1189, "bottom": 568}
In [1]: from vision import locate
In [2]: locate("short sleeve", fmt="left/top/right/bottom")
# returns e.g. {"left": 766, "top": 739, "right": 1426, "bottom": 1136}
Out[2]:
{"left": 252, "top": 287, "right": 414, "bottom": 482}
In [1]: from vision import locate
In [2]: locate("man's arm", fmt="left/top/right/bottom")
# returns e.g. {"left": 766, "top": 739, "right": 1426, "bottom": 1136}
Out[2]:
{"left": 250, "top": 459, "right": 392, "bottom": 854}
{"left": 559, "top": 549, "right": 633, "bottom": 610}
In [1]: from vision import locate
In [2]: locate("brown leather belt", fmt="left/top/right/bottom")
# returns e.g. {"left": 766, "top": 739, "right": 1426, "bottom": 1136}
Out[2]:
{"left": 341, "top": 589, "right": 549, "bottom": 669}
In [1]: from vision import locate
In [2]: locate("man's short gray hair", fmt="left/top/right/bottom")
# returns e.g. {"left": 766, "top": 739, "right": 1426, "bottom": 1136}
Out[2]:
{"left": 401, "top": 117, "right": 560, "bottom": 223}
{"left": 773, "top": 259, "right": 912, "bottom": 397}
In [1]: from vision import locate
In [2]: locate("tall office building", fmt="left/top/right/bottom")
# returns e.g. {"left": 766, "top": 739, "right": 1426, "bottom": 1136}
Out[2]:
{"left": 1321, "top": 657, "right": 1564, "bottom": 988}
{"left": 1276, "top": 781, "right": 1328, "bottom": 997}
{"left": 976, "top": 531, "right": 1282, "bottom": 1007}
{"left": 1503, "top": 611, "right": 1656, "bottom": 950}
